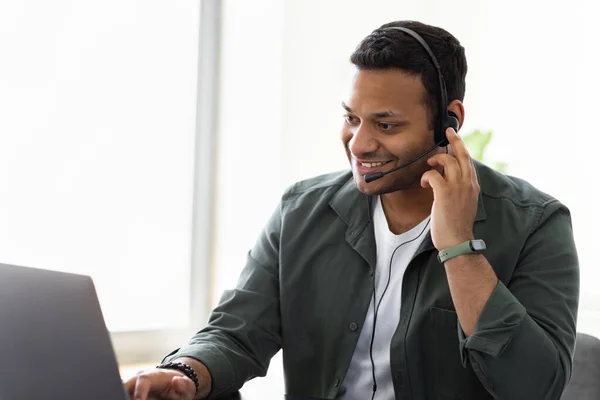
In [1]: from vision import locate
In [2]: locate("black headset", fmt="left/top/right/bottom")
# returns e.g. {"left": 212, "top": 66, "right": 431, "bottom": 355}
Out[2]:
{"left": 363, "top": 26, "right": 460, "bottom": 184}
{"left": 388, "top": 26, "right": 459, "bottom": 145}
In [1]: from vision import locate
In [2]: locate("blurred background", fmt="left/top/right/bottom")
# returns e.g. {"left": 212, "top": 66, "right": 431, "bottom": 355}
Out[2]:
{"left": 0, "top": 0, "right": 598, "bottom": 393}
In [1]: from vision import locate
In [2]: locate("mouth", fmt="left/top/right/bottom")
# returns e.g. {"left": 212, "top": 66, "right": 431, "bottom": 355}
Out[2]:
{"left": 354, "top": 159, "right": 393, "bottom": 174}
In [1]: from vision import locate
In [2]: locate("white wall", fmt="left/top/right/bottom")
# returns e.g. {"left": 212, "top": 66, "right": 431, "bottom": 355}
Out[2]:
{"left": 213, "top": 0, "right": 284, "bottom": 302}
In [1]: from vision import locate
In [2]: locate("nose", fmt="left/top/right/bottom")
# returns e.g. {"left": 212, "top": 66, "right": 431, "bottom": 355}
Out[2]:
{"left": 348, "top": 124, "right": 378, "bottom": 158}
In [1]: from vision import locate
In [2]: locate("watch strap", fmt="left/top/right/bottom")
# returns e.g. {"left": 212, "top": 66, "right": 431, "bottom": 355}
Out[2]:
{"left": 437, "top": 240, "right": 485, "bottom": 263}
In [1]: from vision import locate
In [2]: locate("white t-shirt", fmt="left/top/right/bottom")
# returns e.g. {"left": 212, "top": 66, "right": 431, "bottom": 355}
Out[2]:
{"left": 338, "top": 195, "right": 430, "bottom": 399}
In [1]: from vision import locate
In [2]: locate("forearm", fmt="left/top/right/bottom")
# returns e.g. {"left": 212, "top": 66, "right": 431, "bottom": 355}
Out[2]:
{"left": 446, "top": 266, "right": 574, "bottom": 399}
{"left": 444, "top": 253, "right": 498, "bottom": 337}
{"left": 441, "top": 205, "right": 577, "bottom": 398}
{"left": 173, "top": 357, "right": 212, "bottom": 400}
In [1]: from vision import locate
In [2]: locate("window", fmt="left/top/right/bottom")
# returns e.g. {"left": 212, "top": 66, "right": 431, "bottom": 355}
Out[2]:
{"left": 0, "top": 0, "right": 216, "bottom": 363}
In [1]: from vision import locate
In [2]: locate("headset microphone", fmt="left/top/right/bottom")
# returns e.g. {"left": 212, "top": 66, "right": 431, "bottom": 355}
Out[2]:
{"left": 363, "top": 111, "right": 458, "bottom": 183}
{"left": 364, "top": 137, "right": 447, "bottom": 183}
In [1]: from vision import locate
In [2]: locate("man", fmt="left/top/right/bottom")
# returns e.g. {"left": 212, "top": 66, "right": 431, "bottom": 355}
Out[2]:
{"left": 125, "top": 20, "right": 579, "bottom": 400}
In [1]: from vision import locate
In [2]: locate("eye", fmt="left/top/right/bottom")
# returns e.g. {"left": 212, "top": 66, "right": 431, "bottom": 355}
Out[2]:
{"left": 344, "top": 114, "right": 359, "bottom": 125}
{"left": 378, "top": 122, "right": 397, "bottom": 131}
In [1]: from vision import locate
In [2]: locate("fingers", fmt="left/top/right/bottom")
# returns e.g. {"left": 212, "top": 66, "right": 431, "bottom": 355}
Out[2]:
{"left": 469, "top": 154, "right": 479, "bottom": 186}
{"left": 172, "top": 376, "right": 197, "bottom": 399}
{"left": 421, "top": 168, "right": 446, "bottom": 191}
{"left": 133, "top": 374, "right": 151, "bottom": 400}
{"left": 125, "top": 370, "right": 196, "bottom": 400}
{"left": 444, "top": 127, "right": 474, "bottom": 181}
{"left": 124, "top": 377, "right": 136, "bottom": 398}
{"left": 427, "top": 153, "right": 460, "bottom": 181}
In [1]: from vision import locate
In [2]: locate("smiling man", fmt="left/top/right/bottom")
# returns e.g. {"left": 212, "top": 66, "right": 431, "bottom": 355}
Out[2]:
{"left": 126, "top": 21, "right": 579, "bottom": 400}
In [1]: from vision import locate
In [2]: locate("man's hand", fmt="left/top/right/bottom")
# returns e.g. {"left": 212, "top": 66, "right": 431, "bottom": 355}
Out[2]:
{"left": 421, "top": 127, "right": 480, "bottom": 250}
{"left": 124, "top": 368, "right": 197, "bottom": 400}
{"left": 124, "top": 357, "right": 212, "bottom": 400}
{"left": 421, "top": 127, "right": 497, "bottom": 337}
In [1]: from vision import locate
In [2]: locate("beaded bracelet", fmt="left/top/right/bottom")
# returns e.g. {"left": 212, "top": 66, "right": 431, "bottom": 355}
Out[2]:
{"left": 157, "top": 361, "right": 200, "bottom": 393}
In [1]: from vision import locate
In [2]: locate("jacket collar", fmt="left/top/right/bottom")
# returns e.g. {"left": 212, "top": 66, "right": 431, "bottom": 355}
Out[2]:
{"left": 329, "top": 165, "right": 487, "bottom": 267}
{"left": 329, "top": 175, "right": 377, "bottom": 269}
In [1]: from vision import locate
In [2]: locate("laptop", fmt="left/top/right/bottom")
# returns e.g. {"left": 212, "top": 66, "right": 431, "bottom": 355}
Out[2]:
{"left": 0, "top": 263, "right": 129, "bottom": 400}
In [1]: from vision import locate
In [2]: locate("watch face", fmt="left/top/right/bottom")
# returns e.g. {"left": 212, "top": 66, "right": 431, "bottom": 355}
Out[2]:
{"left": 470, "top": 240, "right": 486, "bottom": 252}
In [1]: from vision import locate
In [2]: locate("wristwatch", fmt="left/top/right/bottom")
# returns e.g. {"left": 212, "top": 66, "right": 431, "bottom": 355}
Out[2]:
{"left": 437, "top": 239, "right": 486, "bottom": 264}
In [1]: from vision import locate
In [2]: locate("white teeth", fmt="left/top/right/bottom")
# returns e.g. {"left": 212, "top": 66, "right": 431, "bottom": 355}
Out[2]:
{"left": 361, "top": 161, "right": 387, "bottom": 168}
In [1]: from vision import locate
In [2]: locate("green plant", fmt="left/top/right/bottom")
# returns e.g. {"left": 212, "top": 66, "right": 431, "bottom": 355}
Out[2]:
{"left": 462, "top": 129, "right": 507, "bottom": 173}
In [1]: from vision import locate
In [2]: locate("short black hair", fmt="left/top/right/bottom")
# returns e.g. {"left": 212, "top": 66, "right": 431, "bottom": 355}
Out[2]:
{"left": 350, "top": 20, "right": 467, "bottom": 127}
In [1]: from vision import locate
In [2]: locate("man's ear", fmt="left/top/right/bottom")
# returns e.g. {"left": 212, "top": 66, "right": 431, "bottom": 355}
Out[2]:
{"left": 447, "top": 100, "right": 465, "bottom": 131}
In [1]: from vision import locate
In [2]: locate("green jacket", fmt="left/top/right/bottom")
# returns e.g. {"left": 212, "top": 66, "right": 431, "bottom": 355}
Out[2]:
{"left": 164, "top": 162, "right": 579, "bottom": 400}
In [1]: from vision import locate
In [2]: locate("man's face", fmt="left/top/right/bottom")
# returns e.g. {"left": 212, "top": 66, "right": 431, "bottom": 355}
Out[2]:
{"left": 341, "top": 68, "right": 441, "bottom": 195}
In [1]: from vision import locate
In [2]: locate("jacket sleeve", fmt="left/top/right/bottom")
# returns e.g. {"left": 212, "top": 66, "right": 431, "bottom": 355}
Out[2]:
{"left": 162, "top": 203, "right": 283, "bottom": 399}
{"left": 457, "top": 200, "right": 580, "bottom": 400}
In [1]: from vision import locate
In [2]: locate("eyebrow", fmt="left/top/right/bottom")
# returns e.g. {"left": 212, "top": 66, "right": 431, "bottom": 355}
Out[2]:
{"left": 341, "top": 102, "right": 404, "bottom": 119}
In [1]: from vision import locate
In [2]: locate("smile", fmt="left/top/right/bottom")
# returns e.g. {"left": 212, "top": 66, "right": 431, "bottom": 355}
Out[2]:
{"left": 360, "top": 161, "right": 391, "bottom": 168}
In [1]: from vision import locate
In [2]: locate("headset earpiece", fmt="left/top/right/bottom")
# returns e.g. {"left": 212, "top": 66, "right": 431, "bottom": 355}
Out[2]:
{"left": 435, "top": 111, "right": 459, "bottom": 147}
{"left": 447, "top": 111, "right": 459, "bottom": 132}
